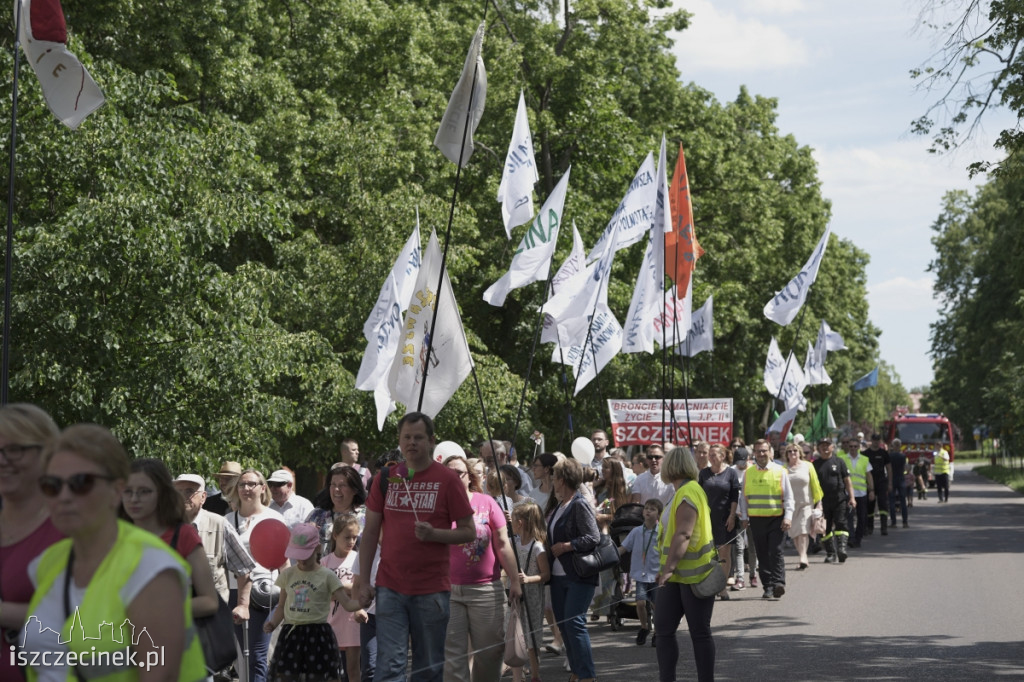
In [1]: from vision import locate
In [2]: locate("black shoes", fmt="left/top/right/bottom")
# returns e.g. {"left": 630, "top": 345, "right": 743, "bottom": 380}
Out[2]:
{"left": 636, "top": 628, "right": 649, "bottom": 646}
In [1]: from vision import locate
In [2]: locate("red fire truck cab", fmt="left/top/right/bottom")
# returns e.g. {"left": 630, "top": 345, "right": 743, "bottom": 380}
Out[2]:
{"left": 884, "top": 412, "right": 956, "bottom": 467}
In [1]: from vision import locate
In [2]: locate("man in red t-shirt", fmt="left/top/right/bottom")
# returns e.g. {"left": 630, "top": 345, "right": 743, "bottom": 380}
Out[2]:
{"left": 354, "top": 412, "right": 474, "bottom": 682}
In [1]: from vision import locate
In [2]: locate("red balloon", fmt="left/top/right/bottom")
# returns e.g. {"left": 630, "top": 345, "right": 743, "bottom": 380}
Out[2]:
{"left": 249, "top": 518, "right": 291, "bottom": 569}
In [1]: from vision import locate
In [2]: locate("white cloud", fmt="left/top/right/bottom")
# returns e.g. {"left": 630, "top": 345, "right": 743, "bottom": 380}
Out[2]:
{"left": 868, "top": 276, "right": 936, "bottom": 313}
{"left": 741, "top": 0, "right": 805, "bottom": 12}
{"left": 670, "top": 0, "right": 809, "bottom": 72}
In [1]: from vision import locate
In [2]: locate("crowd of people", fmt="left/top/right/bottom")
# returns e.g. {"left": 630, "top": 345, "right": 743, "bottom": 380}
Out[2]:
{"left": 0, "top": 403, "right": 950, "bottom": 682}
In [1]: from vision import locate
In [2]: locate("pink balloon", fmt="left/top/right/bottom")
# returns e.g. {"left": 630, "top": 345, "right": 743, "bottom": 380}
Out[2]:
{"left": 250, "top": 518, "right": 290, "bottom": 569}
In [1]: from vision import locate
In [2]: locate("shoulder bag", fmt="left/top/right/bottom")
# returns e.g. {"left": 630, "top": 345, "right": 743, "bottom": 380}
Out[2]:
{"left": 566, "top": 498, "right": 620, "bottom": 579}
{"left": 503, "top": 598, "right": 529, "bottom": 667}
{"left": 690, "top": 550, "right": 727, "bottom": 599}
{"left": 170, "top": 525, "right": 237, "bottom": 672}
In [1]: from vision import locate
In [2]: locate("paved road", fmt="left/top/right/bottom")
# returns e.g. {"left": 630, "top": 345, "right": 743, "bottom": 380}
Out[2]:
{"left": 531, "top": 465, "right": 1024, "bottom": 681}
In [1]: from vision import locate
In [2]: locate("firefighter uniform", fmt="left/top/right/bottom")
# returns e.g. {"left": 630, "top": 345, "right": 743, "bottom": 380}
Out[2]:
{"left": 862, "top": 438, "right": 892, "bottom": 536}
{"left": 812, "top": 449, "right": 852, "bottom": 563}
{"left": 837, "top": 446, "right": 872, "bottom": 548}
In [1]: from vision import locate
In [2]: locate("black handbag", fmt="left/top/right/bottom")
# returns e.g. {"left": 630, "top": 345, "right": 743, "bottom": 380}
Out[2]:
{"left": 195, "top": 596, "right": 237, "bottom": 672}
{"left": 571, "top": 533, "right": 620, "bottom": 578}
{"left": 168, "top": 524, "right": 237, "bottom": 673}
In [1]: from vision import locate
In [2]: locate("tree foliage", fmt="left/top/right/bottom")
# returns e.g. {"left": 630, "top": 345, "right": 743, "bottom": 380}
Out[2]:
{"left": 926, "top": 159, "right": 1024, "bottom": 441}
{"left": 0, "top": 0, "right": 894, "bottom": 476}
{"left": 911, "top": 0, "right": 1024, "bottom": 173}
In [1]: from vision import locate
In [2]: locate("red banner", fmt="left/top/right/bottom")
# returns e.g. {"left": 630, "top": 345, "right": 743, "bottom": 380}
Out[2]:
{"left": 608, "top": 398, "right": 733, "bottom": 446}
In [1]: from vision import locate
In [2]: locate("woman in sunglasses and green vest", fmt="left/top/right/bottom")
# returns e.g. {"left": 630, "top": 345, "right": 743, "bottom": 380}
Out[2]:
{"left": 654, "top": 446, "right": 716, "bottom": 682}
{"left": 22, "top": 424, "right": 206, "bottom": 682}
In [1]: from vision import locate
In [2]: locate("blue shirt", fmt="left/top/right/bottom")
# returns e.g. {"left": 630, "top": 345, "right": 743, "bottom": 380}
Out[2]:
{"left": 621, "top": 523, "right": 661, "bottom": 583}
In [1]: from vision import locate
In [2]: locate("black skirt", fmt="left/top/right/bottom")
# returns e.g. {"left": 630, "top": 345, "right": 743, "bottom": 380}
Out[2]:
{"left": 268, "top": 622, "right": 343, "bottom": 681}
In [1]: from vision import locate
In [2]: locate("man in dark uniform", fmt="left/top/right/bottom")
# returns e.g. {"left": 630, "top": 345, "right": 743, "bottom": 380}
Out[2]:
{"left": 862, "top": 433, "right": 893, "bottom": 536}
{"left": 813, "top": 438, "right": 855, "bottom": 563}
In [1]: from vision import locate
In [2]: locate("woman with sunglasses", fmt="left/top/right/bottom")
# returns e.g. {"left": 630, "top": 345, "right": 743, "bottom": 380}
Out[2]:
{"left": 22, "top": 423, "right": 206, "bottom": 681}
{"left": 120, "top": 458, "right": 220, "bottom": 618}
{"left": 306, "top": 464, "right": 367, "bottom": 555}
{"left": 783, "top": 443, "right": 823, "bottom": 570}
{"left": 228, "top": 468, "right": 287, "bottom": 682}
{"left": 0, "top": 404, "right": 62, "bottom": 682}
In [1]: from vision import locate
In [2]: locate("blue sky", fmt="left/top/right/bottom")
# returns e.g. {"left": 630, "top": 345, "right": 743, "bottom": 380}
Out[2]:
{"left": 664, "top": 0, "right": 1010, "bottom": 390}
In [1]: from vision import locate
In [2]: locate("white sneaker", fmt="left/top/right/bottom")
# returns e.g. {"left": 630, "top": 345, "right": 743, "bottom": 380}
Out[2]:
{"left": 563, "top": 657, "right": 571, "bottom": 671}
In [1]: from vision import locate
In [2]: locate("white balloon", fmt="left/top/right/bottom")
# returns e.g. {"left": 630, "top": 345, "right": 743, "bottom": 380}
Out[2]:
{"left": 571, "top": 436, "right": 595, "bottom": 465}
{"left": 433, "top": 440, "right": 465, "bottom": 463}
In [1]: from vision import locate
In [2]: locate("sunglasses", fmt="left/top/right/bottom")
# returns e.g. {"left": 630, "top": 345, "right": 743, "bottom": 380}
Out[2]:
{"left": 647, "top": 455, "right": 663, "bottom": 460}
{"left": 39, "top": 473, "right": 116, "bottom": 497}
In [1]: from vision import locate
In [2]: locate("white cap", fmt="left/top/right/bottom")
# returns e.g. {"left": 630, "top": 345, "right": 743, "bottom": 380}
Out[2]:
{"left": 174, "top": 474, "right": 205, "bottom": 488}
{"left": 267, "top": 469, "right": 294, "bottom": 484}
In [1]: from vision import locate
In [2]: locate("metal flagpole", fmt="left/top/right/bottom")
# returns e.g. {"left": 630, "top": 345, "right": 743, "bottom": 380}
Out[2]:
{"left": 2, "top": 0, "right": 26, "bottom": 405}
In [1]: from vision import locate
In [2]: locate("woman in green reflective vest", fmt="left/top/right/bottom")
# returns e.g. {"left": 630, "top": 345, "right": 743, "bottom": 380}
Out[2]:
{"left": 22, "top": 424, "right": 206, "bottom": 682}
{"left": 655, "top": 446, "right": 716, "bottom": 682}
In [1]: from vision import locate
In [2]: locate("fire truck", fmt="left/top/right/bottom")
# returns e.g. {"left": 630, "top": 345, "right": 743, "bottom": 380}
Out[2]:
{"left": 883, "top": 412, "right": 957, "bottom": 467}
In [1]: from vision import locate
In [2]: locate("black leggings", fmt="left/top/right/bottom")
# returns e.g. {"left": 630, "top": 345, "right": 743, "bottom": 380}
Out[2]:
{"left": 654, "top": 581, "right": 715, "bottom": 682}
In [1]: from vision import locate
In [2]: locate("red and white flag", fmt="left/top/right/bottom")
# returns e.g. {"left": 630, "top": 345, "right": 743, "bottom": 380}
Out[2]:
{"left": 17, "top": 0, "right": 104, "bottom": 129}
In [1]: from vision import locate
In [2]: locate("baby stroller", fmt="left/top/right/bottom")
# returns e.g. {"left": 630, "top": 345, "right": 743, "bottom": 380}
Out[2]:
{"left": 607, "top": 503, "right": 645, "bottom": 631}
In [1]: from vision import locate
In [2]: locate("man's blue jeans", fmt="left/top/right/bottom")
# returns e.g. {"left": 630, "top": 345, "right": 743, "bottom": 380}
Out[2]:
{"left": 549, "top": 575, "right": 597, "bottom": 679}
{"left": 374, "top": 586, "right": 451, "bottom": 682}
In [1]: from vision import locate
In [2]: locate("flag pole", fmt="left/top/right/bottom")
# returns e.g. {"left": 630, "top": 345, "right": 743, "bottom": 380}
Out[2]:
{"left": 417, "top": 10, "right": 489, "bottom": 411}
{"left": 2, "top": 0, "right": 25, "bottom": 406}
{"left": 509, "top": 261, "right": 565, "bottom": 463}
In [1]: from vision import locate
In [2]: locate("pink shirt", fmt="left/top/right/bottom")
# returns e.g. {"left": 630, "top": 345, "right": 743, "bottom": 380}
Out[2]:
{"left": 449, "top": 492, "right": 506, "bottom": 586}
{"left": 0, "top": 518, "right": 64, "bottom": 682}
{"left": 366, "top": 461, "right": 474, "bottom": 595}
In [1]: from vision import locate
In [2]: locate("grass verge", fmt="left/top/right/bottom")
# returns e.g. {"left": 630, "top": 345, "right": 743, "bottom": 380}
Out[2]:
{"left": 974, "top": 465, "right": 1024, "bottom": 495}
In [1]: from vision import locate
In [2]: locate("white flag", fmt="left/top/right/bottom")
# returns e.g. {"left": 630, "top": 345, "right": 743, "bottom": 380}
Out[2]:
{"left": 622, "top": 138, "right": 670, "bottom": 354}
{"left": 542, "top": 223, "right": 619, "bottom": 347}
{"left": 387, "top": 231, "right": 474, "bottom": 418}
{"left": 587, "top": 153, "right": 658, "bottom": 261}
{"left": 362, "top": 220, "right": 422, "bottom": 342}
{"left": 803, "top": 341, "right": 832, "bottom": 386}
{"left": 780, "top": 353, "right": 808, "bottom": 412}
{"left": 484, "top": 168, "right": 570, "bottom": 307}
{"left": 355, "top": 273, "right": 402, "bottom": 429}
{"left": 653, "top": 282, "right": 692, "bottom": 349}
{"left": 355, "top": 222, "right": 422, "bottom": 430}
{"left": 677, "top": 295, "right": 713, "bottom": 357}
{"left": 541, "top": 222, "right": 587, "bottom": 345}
{"left": 434, "top": 23, "right": 487, "bottom": 167}
{"left": 768, "top": 405, "right": 801, "bottom": 438}
{"left": 19, "top": 0, "right": 104, "bottom": 129}
{"left": 764, "top": 337, "right": 786, "bottom": 396}
{"left": 497, "top": 91, "right": 539, "bottom": 237}
{"left": 763, "top": 224, "right": 832, "bottom": 325}
{"left": 553, "top": 304, "right": 623, "bottom": 395}
{"left": 819, "top": 320, "right": 846, "bottom": 353}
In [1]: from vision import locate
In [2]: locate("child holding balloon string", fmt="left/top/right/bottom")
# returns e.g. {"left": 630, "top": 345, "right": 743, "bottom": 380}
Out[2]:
{"left": 263, "top": 522, "right": 362, "bottom": 682}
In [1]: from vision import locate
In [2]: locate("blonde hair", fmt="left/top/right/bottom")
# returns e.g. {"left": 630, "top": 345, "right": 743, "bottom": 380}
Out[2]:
{"left": 238, "top": 468, "right": 272, "bottom": 506}
{"left": 511, "top": 500, "right": 547, "bottom": 544}
{"left": 43, "top": 423, "right": 130, "bottom": 481}
{"left": 661, "top": 446, "right": 699, "bottom": 484}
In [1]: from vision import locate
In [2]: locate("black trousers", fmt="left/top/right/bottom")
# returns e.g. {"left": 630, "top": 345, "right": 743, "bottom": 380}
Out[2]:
{"left": 847, "top": 496, "right": 868, "bottom": 545}
{"left": 822, "top": 499, "right": 849, "bottom": 539}
{"left": 749, "top": 515, "right": 786, "bottom": 588}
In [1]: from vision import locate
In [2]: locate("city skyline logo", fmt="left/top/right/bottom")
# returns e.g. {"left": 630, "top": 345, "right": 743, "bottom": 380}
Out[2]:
{"left": 12, "top": 607, "right": 165, "bottom": 672}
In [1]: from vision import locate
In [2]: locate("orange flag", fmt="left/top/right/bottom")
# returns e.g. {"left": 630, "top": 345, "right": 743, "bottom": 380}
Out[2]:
{"left": 666, "top": 144, "right": 704, "bottom": 299}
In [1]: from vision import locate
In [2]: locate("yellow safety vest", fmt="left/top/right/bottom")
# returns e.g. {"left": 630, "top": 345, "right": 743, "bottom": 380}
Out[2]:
{"left": 26, "top": 521, "right": 207, "bottom": 682}
{"left": 933, "top": 449, "right": 951, "bottom": 475}
{"left": 744, "top": 466, "right": 785, "bottom": 517}
{"left": 838, "top": 451, "right": 869, "bottom": 494}
{"left": 658, "top": 480, "right": 716, "bottom": 584}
